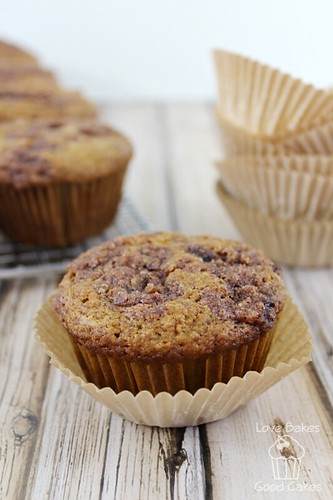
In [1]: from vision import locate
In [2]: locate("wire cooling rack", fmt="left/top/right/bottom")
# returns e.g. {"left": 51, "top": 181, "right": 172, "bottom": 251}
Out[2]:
{"left": 0, "top": 198, "right": 151, "bottom": 280}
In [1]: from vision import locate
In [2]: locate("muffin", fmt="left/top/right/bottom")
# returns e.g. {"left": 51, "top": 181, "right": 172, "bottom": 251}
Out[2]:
{"left": 0, "top": 66, "right": 58, "bottom": 93}
{"left": 0, "top": 119, "right": 132, "bottom": 246}
{"left": 53, "top": 232, "right": 286, "bottom": 395}
{"left": 0, "top": 40, "right": 38, "bottom": 66}
{"left": 0, "top": 87, "right": 96, "bottom": 122}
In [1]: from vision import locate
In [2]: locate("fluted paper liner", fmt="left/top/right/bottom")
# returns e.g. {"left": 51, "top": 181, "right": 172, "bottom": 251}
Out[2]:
{"left": 0, "top": 167, "right": 126, "bottom": 246}
{"left": 216, "top": 159, "right": 333, "bottom": 219}
{"left": 217, "top": 112, "right": 333, "bottom": 156}
{"left": 34, "top": 296, "right": 311, "bottom": 427}
{"left": 217, "top": 113, "right": 281, "bottom": 156}
{"left": 70, "top": 326, "right": 275, "bottom": 395}
{"left": 216, "top": 182, "right": 333, "bottom": 267}
{"left": 213, "top": 50, "right": 333, "bottom": 137}
{"left": 282, "top": 121, "right": 333, "bottom": 154}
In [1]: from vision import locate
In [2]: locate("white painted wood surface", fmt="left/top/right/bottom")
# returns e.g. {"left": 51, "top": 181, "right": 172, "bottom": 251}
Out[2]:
{"left": 0, "top": 103, "right": 332, "bottom": 500}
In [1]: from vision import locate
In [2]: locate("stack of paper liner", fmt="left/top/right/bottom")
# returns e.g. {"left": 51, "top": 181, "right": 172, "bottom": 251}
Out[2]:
{"left": 214, "top": 49, "right": 333, "bottom": 266}
{"left": 34, "top": 295, "right": 311, "bottom": 428}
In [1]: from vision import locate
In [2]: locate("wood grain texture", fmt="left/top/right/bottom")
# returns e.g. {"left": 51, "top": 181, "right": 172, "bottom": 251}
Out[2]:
{"left": 0, "top": 278, "right": 56, "bottom": 500}
{"left": 0, "top": 102, "right": 332, "bottom": 500}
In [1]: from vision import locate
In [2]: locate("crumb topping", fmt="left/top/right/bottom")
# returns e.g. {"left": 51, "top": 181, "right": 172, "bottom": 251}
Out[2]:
{"left": 0, "top": 119, "right": 132, "bottom": 187}
{"left": 53, "top": 232, "right": 286, "bottom": 362}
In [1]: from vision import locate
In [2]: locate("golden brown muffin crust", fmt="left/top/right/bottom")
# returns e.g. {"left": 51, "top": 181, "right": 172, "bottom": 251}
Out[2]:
{"left": 0, "top": 40, "right": 38, "bottom": 66}
{"left": 0, "top": 66, "right": 58, "bottom": 92}
{"left": 0, "top": 88, "right": 96, "bottom": 122}
{"left": 0, "top": 119, "right": 133, "bottom": 187}
{"left": 53, "top": 232, "right": 286, "bottom": 362}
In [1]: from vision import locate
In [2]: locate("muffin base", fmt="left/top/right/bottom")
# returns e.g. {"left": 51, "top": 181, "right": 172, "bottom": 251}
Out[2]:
{"left": 0, "top": 167, "right": 126, "bottom": 246}
{"left": 69, "top": 324, "right": 276, "bottom": 396}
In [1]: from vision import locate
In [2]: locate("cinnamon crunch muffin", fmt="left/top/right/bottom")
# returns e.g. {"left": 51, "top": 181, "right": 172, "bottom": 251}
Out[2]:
{"left": 0, "top": 119, "right": 132, "bottom": 245}
{"left": 0, "top": 40, "right": 38, "bottom": 66}
{"left": 0, "top": 88, "right": 96, "bottom": 122}
{"left": 0, "top": 66, "right": 58, "bottom": 93}
{"left": 53, "top": 232, "right": 286, "bottom": 395}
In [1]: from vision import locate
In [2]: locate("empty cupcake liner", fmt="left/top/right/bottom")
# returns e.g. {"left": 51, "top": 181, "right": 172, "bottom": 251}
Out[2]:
{"left": 282, "top": 121, "right": 333, "bottom": 154}
{"left": 34, "top": 296, "right": 311, "bottom": 427}
{"left": 216, "top": 153, "right": 333, "bottom": 176}
{"left": 216, "top": 159, "right": 333, "bottom": 219}
{"left": 0, "top": 167, "right": 127, "bottom": 246}
{"left": 217, "top": 113, "right": 282, "bottom": 156}
{"left": 217, "top": 111, "right": 333, "bottom": 157}
{"left": 213, "top": 50, "right": 333, "bottom": 137}
{"left": 216, "top": 182, "right": 333, "bottom": 267}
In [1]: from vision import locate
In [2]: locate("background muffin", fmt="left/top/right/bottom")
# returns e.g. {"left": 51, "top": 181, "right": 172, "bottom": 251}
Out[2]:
{"left": 0, "top": 66, "right": 58, "bottom": 93}
{"left": 0, "top": 40, "right": 38, "bottom": 66}
{"left": 0, "top": 88, "right": 96, "bottom": 122}
{"left": 53, "top": 232, "right": 286, "bottom": 395}
{"left": 0, "top": 119, "right": 132, "bottom": 246}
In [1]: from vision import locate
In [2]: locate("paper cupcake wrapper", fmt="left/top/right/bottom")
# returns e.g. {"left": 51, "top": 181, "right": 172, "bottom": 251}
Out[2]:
{"left": 34, "top": 296, "right": 311, "bottom": 427}
{"left": 217, "top": 112, "right": 333, "bottom": 156}
{"left": 216, "top": 159, "right": 333, "bottom": 219}
{"left": 217, "top": 113, "right": 282, "bottom": 156}
{"left": 0, "top": 167, "right": 127, "bottom": 246}
{"left": 213, "top": 50, "right": 333, "bottom": 136}
{"left": 70, "top": 325, "right": 275, "bottom": 396}
{"left": 216, "top": 182, "right": 333, "bottom": 267}
{"left": 282, "top": 121, "right": 333, "bottom": 154}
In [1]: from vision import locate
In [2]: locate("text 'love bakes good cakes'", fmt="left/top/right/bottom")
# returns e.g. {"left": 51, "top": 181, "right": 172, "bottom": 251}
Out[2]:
{"left": 0, "top": 119, "right": 132, "bottom": 246}
{"left": 53, "top": 232, "right": 286, "bottom": 395}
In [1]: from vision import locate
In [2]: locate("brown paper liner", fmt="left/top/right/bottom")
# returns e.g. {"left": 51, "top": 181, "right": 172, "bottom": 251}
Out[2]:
{"left": 69, "top": 325, "right": 275, "bottom": 396}
{"left": 216, "top": 182, "right": 333, "bottom": 267}
{"left": 34, "top": 296, "right": 311, "bottom": 427}
{"left": 216, "top": 159, "right": 333, "bottom": 219}
{"left": 213, "top": 50, "right": 333, "bottom": 136}
{"left": 0, "top": 166, "right": 127, "bottom": 246}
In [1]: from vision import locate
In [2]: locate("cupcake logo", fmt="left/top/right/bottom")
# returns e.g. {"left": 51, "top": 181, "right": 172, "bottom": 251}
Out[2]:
{"left": 269, "top": 435, "right": 305, "bottom": 480}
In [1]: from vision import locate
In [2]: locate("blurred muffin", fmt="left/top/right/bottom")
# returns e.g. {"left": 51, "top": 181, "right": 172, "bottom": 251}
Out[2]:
{"left": 0, "top": 40, "right": 38, "bottom": 66}
{"left": 0, "top": 119, "right": 132, "bottom": 246}
{"left": 53, "top": 232, "right": 286, "bottom": 395}
{"left": 0, "top": 66, "right": 58, "bottom": 93}
{"left": 0, "top": 87, "right": 96, "bottom": 121}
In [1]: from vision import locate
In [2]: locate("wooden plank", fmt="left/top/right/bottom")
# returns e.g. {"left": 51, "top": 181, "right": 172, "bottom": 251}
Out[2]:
{"left": 101, "top": 416, "right": 205, "bottom": 500}
{"left": 206, "top": 366, "right": 333, "bottom": 499}
{"left": 163, "top": 102, "right": 333, "bottom": 499}
{"left": 27, "top": 369, "right": 111, "bottom": 499}
{"left": 100, "top": 102, "right": 173, "bottom": 231}
{"left": 162, "top": 102, "right": 239, "bottom": 238}
{"left": 284, "top": 268, "right": 333, "bottom": 407}
{"left": 0, "top": 278, "right": 56, "bottom": 500}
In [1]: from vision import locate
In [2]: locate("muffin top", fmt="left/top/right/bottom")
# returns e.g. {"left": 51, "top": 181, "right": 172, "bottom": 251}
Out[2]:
{"left": 0, "top": 66, "right": 58, "bottom": 92}
{"left": 53, "top": 232, "right": 286, "bottom": 362}
{"left": 0, "top": 40, "right": 38, "bottom": 66}
{"left": 0, "top": 119, "right": 133, "bottom": 188}
{"left": 0, "top": 88, "right": 96, "bottom": 122}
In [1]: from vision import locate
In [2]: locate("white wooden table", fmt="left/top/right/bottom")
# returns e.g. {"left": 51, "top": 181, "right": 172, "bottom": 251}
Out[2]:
{"left": 1, "top": 103, "right": 333, "bottom": 500}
